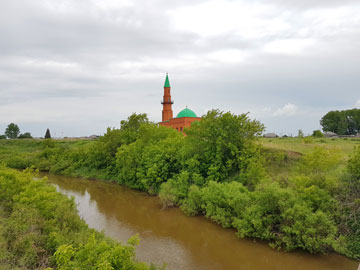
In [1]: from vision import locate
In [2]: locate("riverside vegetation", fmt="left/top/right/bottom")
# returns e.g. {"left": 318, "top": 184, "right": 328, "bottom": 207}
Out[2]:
{"left": 0, "top": 167, "right": 163, "bottom": 270}
{"left": 0, "top": 110, "right": 359, "bottom": 261}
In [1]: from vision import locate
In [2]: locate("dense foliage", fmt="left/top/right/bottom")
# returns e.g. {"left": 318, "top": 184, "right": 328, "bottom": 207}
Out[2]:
{"left": 337, "top": 147, "right": 360, "bottom": 258}
{"left": 0, "top": 110, "right": 359, "bottom": 259}
{"left": 321, "top": 108, "right": 360, "bottom": 135}
{"left": 18, "top": 132, "right": 33, "bottom": 139}
{"left": 0, "top": 167, "right": 161, "bottom": 270}
{"left": 3, "top": 123, "right": 33, "bottom": 139}
{"left": 45, "top": 128, "right": 51, "bottom": 139}
{"left": 5, "top": 123, "right": 20, "bottom": 139}
{"left": 312, "top": 130, "right": 324, "bottom": 138}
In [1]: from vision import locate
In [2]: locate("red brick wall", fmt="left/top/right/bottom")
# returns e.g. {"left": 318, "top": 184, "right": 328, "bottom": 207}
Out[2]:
{"left": 160, "top": 117, "right": 201, "bottom": 132}
{"left": 162, "top": 87, "right": 173, "bottom": 122}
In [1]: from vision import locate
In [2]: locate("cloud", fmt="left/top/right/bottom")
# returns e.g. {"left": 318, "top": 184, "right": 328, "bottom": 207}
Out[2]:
{"left": 170, "top": 1, "right": 289, "bottom": 39}
{"left": 355, "top": 99, "right": 360, "bottom": 108}
{"left": 0, "top": 0, "right": 359, "bottom": 137}
{"left": 263, "top": 39, "right": 316, "bottom": 55}
{"left": 273, "top": 103, "right": 298, "bottom": 117}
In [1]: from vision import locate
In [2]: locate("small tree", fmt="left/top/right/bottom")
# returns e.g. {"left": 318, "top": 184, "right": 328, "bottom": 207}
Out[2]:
{"left": 298, "top": 129, "right": 304, "bottom": 138}
{"left": 312, "top": 130, "right": 324, "bottom": 138}
{"left": 45, "top": 128, "right": 51, "bottom": 139}
{"left": 18, "top": 132, "right": 33, "bottom": 139}
{"left": 5, "top": 123, "right": 20, "bottom": 139}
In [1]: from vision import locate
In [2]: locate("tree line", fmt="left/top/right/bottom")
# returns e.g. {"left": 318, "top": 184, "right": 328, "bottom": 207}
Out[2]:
{"left": 0, "top": 123, "right": 52, "bottom": 139}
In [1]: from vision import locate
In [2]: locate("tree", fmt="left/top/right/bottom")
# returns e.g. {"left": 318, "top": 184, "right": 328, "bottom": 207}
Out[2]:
{"left": 45, "top": 128, "right": 51, "bottom": 139}
{"left": 184, "top": 110, "right": 264, "bottom": 184}
{"left": 18, "top": 132, "right": 33, "bottom": 139}
{"left": 321, "top": 109, "right": 360, "bottom": 135}
{"left": 312, "top": 130, "right": 324, "bottom": 138}
{"left": 5, "top": 123, "right": 20, "bottom": 139}
{"left": 298, "top": 129, "right": 304, "bottom": 138}
{"left": 0, "top": 135, "right": 6, "bottom": 139}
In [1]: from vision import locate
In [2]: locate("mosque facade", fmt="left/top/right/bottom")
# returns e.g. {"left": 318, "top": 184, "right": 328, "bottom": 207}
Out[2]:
{"left": 159, "top": 74, "right": 201, "bottom": 132}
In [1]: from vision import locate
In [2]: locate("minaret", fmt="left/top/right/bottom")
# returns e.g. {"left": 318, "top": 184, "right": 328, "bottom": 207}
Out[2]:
{"left": 161, "top": 73, "right": 173, "bottom": 122}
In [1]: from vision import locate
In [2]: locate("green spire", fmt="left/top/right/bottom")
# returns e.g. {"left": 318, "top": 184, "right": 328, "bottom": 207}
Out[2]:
{"left": 164, "top": 73, "right": 170, "bottom": 88}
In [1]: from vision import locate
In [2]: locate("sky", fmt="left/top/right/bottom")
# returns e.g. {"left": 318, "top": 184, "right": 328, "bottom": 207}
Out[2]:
{"left": 1, "top": 0, "right": 359, "bottom": 137}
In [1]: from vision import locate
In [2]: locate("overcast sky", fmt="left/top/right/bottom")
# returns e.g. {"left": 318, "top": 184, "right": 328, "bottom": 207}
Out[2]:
{"left": 1, "top": 0, "right": 359, "bottom": 137}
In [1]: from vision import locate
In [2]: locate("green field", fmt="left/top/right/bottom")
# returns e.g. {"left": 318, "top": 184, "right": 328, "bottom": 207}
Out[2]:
{"left": 0, "top": 138, "right": 94, "bottom": 170}
{"left": 260, "top": 137, "right": 360, "bottom": 159}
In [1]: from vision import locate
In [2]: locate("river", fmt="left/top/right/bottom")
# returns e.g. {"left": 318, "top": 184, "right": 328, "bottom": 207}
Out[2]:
{"left": 44, "top": 173, "right": 358, "bottom": 270}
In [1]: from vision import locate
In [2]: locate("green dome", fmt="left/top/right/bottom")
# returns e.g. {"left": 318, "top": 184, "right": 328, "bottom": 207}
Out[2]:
{"left": 176, "top": 108, "right": 198, "bottom": 118}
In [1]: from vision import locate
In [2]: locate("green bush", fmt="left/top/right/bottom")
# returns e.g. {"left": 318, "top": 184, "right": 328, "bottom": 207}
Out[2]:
{"left": 302, "top": 137, "right": 313, "bottom": 144}
{"left": 0, "top": 167, "right": 159, "bottom": 270}
{"left": 312, "top": 130, "right": 324, "bottom": 138}
{"left": 184, "top": 110, "right": 264, "bottom": 184}
{"left": 347, "top": 146, "right": 360, "bottom": 179}
{"left": 159, "top": 171, "right": 191, "bottom": 207}
{"left": 18, "top": 132, "right": 33, "bottom": 139}
{"left": 335, "top": 146, "right": 360, "bottom": 259}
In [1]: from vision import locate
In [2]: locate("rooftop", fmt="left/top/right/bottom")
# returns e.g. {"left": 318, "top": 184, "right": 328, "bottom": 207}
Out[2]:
{"left": 176, "top": 107, "right": 198, "bottom": 118}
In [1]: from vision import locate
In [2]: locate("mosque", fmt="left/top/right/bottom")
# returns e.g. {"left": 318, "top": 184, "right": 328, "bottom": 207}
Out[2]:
{"left": 159, "top": 74, "right": 201, "bottom": 131}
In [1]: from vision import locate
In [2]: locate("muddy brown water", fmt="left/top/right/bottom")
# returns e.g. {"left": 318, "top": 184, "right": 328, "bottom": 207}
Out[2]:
{"left": 44, "top": 173, "right": 358, "bottom": 270}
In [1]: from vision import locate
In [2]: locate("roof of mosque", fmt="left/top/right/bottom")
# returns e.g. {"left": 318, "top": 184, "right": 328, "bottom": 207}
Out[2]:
{"left": 176, "top": 107, "right": 198, "bottom": 118}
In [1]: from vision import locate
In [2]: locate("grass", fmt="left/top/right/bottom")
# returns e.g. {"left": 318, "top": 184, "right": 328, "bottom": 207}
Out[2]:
{"left": 0, "top": 139, "right": 95, "bottom": 168}
{"left": 259, "top": 137, "right": 360, "bottom": 178}
{"left": 259, "top": 137, "right": 360, "bottom": 160}
{"left": 0, "top": 139, "right": 43, "bottom": 159}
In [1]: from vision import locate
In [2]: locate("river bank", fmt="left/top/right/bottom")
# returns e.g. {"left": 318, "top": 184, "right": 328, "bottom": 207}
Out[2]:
{"left": 45, "top": 172, "right": 358, "bottom": 270}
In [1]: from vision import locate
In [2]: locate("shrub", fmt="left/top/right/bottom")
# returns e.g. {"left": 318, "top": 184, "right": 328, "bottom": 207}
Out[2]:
{"left": 0, "top": 167, "right": 158, "bottom": 269}
{"left": 312, "top": 130, "right": 324, "bottom": 138}
{"left": 302, "top": 137, "right": 313, "bottom": 144}
{"left": 18, "top": 132, "right": 33, "bottom": 139}
{"left": 159, "top": 171, "right": 191, "bottom": 207}
{"left": 347, "top": 146, "right": 360, "bottom": 179}
{"left": 184, "top": 110, "right": 264, "bottom": 183}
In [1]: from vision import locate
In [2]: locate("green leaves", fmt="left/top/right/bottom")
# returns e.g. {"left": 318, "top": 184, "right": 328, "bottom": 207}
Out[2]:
{"left": 282, "top": 205, "right": 337, "bottom": 253}
{"left": 116, "top": 123, "right": 183, "bottom": 192}
{"left": 321, "top": 109, "right": 360, "bottom": 135}
{"left": 184, "top": 110, "right": 264, "bottom": 183}
{"left": 4, "top": 123, "right": 20, "bottom": 139}
{"left": 348, "top": 146, "right": 360, "bottom": 179}
{"left": 0, "top": 167, "right": 158, "bottom": 270}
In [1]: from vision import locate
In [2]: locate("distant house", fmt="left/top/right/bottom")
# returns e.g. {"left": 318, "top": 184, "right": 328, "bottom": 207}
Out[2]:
{"left": 264, "top": 133, "right": 278, "bottom": 138}
{"left": 323, "top": 131, "right": 338, "bottom": 138}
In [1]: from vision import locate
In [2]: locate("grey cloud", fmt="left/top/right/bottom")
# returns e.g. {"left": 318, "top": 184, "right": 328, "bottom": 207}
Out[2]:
{"left": 260, "top": 0, "right": 360, "bottom": 10}
{"left": 0, "top": 0, "right": 359, "bottom": 137}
